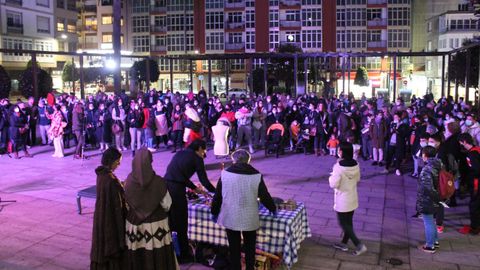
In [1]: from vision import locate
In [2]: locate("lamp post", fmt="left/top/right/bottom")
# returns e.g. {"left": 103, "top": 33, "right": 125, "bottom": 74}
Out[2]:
{"left": 112, "top": 0, "right": 122, "bottom": 95}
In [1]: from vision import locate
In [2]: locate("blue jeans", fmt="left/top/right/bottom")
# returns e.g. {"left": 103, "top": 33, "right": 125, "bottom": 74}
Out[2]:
{"left": 422, "top": 214, "right": 438, "bottom": 248}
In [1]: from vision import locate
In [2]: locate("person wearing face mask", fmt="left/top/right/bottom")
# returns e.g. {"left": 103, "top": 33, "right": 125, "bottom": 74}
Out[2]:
{"left": 252, "top": 100, "right": 267, "bottom": 149}
{"left": 329, "top": 142, "right": 367, "bottom": 256}
{"left": 461, "top": 114, "right": 480, "bottom": 145}
{"left": 9, "top": 104, "right": 33, "bottom": 159}
{"left": 428, "top": 133, "right": 449, "bottom": 234}
{"left": 384, "top": 113, "right": 409, "bottom": 176}
{"left": 94, "top": 103, "right": 112, "bottom": 152}
{"left": 154, "top": 101, "right": 170, "bottom": 150}
{"left": 60, "top": 105, "right": 73, "bottom": 149}
{"left": 85, "top": 103, "right": 98, "bottom": 149}
{"left": 370, "top": 112, "right": 387, "bottom": 167}
{"left": 72, "top": 103, "right": 86, "bottom": 159}
{"left": 360, "top": 114, "right": 373, "bottom": 160}
{"left": 127, "top": 102, "right": 145, "bottom": 157}
{"left": 416, "top": 146, "right": 442, "bottom": 253}
{"left": 46, "top": 104, "right": 67, "bottom": 158}
{"left": 457, "top": 133, "right": 480, "bottom": 235}
{"left": 112, "top": 99, "right": 127, "bottom": 152}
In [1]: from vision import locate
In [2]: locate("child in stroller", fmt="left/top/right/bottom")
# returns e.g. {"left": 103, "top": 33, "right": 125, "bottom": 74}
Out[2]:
{"left": 290, "top": 120, "right": 311, "bottom": 154}
{"left": 265, "top": 121, "right": 285, "bottom": 158}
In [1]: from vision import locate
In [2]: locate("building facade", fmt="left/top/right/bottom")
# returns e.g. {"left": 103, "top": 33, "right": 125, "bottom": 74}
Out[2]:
{"left": 424, "top": 0, "right": 479, "bottom": 100}
{"left": 0, "top": 0, "right": 57, "bottom": 89}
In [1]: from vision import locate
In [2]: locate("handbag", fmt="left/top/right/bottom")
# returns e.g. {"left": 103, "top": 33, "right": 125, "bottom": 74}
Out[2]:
{"left": 112, "top": 121, "right": 123, "bottom": 134}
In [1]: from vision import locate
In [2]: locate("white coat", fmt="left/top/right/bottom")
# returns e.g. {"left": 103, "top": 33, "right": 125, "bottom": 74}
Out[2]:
{"left": 328, "top": 162, "right": 360, "bottom": 213}
{"left": 212, "top": 124, "right": 230, "bottom": 156}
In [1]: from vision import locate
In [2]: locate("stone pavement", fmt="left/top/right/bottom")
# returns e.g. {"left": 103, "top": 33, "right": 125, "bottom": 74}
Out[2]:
{"left": 0, "top": 145, "right": 479, "bottom": 270}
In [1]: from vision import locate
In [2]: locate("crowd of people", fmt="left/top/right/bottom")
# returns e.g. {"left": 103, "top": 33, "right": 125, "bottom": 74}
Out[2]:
{"left": 2, "top": 87, "right": 480, "bottom": 262}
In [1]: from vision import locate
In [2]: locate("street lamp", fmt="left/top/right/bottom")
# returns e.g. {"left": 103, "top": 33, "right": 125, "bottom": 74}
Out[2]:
{"left": 61, "top": 34, "right": 68, "bottom": 39}
{"left": 105, "top": 59, "right": 117, "bottom": 70}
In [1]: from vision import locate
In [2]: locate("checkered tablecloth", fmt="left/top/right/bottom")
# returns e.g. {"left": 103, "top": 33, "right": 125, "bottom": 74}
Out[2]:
{"left": 188, "top": 200, "right": 312, "bottom": 269}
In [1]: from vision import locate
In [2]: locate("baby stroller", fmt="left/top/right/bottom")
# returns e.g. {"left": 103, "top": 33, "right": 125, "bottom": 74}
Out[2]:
{"left": 290, "top": 121, "right": 309, "bottom": 154}
{"left": 265, "top": 122, "right": 285, "bottom": 158}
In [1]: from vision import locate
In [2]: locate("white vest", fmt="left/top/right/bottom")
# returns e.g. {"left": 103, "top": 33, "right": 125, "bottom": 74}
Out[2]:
{"left": 218, "top": 170, "right": 261, "bottom": 231}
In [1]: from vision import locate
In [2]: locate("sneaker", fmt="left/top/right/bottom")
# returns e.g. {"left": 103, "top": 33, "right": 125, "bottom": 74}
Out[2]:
{"left": 418, "top": 245, "right": 436, "bottom": 254}
{"left": 434, "top": 241, "right": 440, "bottom": 248}
{"left": 395, "top": 169, "right": 402, "bottom": 176}
{"left": 411, "top": 213, "right": 423, "bottom": 219}
{"left": 372, "top": 161, "right": 378, "bottom": 166}
{"left": 148, "top": 147, "right": 156, "bottom": 152}
{"left": 411, "top": 172, "right": 419, "bottom": 178}
{"left": 437, "top": 225, "right": 444, "bottom": 234}
{"left": 352, "top": 244, "right": 367, "bottom": 256}
{"left": 333, "top": 243, "right": 349, "bottom": 252}
{"left": 458, "top": 225, "right": 472, "bottom": 234}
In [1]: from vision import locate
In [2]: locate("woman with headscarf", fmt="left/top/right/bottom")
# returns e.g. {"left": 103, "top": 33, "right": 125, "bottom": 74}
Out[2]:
{"left": 124, "top": 148, "right": 179, "bottom": 270}
{"left": 90, "top": 148, "right": 126, "bottom": 270}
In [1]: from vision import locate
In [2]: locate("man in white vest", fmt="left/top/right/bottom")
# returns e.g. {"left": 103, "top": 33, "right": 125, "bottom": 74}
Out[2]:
{"left": 211, "top": 149, "right": 276, "bottom": 270}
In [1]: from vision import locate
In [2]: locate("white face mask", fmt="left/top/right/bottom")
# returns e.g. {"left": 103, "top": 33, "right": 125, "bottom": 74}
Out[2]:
{"left": 428, "top": 142, "right": 439, "bottom": 148}
{"left": 420, "top": 142, "right": 428, "bottom": 148}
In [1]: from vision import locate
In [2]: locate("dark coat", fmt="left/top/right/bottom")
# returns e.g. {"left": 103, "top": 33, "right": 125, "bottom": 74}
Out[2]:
{"left": 90, "top": 166, "right": 127, "bottom": 269}
{"left": 416, "top": 158, "right": 441, "bottom": 214}
{"left": 9, "top": 112, "right": 27, "bottom": 145}
{"left": 164, "top": 148, "right": 216, "bottom": 193}
{"left": 370, "top": 120, "right": 388, "bottom": 148}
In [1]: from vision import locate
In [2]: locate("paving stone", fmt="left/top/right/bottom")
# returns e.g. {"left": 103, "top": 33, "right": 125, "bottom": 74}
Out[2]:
{"left": 1, "top": 145, "right": 479, "bottom": 269}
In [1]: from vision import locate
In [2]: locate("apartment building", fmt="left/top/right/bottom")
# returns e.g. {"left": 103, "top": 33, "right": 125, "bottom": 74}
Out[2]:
{"left": 0, "top": 0, "right": 57, "bottom": 86}
{"left": 424, "top": 0, "right": 479, "bottom": 100}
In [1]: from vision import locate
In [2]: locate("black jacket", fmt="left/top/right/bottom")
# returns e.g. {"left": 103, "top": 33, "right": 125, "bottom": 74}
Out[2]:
{"left": 211, "top": 163, "right": 276, "bottom": 217}
{"left": 164, "top": 149, "right": 216, "bottom": 193}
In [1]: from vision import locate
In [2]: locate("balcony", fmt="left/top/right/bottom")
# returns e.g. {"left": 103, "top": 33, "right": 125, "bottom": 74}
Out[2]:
{"left": 151, "top": 45, "right": 167, "bottom": 52}
{"left": 151, "top": 25, "right": 167, "bottom": 32}
{"left": 6, "top": 0, "right": 22, "bottom": 5}
{"left": 151, "top": 5, "right": 167, "bottom": 13}
{"left": 367, "top": 0, "right": 387, "bottom": 4}
{"left": 225, "top": 1, "right": 245, "bottom": 8}
{"left": 280, "top": 41, "right": 301, "bottom": 48}
{"left": 367, "top": 18, "right": 387, "bottom": 27}
{"left": 225, "top": 43, "right": 245, "bottom": 50}
{"left": 7, "top": 24, "right": 23, "bottom": 34}
{"left": 367, "top": 41, "right": 387, "bottom": 48}
{"left": 280, "top": 20, "right": 301, "bottom": 28}
{"left": 82, "top": 25, "right": 97, "bottom": 32}
{"left": 280, "top": 0, "right": 301, "bottom": 8}
{"left": 226, "top": 22, "right": 245, "bottom": 30}
{"left": 82, "top": 43, "right": 98, "bottom": 50}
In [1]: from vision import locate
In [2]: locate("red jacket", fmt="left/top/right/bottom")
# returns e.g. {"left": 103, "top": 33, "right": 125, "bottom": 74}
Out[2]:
{"left": 142, "top": 108, "right": 150, "bottom": 129}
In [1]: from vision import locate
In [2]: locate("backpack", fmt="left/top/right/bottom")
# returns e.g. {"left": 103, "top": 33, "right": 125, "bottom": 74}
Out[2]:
{"left": 438, "top": 168, "right": 455, "bottom": 200}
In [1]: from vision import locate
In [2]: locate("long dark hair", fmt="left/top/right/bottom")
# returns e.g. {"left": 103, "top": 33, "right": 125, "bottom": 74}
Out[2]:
{"left": 339, "top": 142, "right": 353, "bottom": 160}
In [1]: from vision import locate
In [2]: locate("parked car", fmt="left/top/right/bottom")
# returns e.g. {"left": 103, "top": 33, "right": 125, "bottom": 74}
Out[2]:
{"left": 216, "top": 88, "right": 248, "bottom": 98}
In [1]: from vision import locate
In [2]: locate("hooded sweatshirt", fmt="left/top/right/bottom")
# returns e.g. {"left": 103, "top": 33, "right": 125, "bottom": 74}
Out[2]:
{"left": 329, "top": 159, "right": 360, "bottom": 213}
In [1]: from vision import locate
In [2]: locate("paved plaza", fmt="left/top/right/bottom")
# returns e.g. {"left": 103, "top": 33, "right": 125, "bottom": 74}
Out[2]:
{"left": 0, "top": 145, "right": 479, "bottom": 270}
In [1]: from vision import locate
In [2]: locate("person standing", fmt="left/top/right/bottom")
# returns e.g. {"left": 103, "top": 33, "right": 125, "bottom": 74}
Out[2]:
{"left": 124, "top": 148, "right": 179, "bottom": 270}
{"left": 37, "top": 99, "right": 52, "bottom": 145}
{"left": 112, "top": 99, "right": 127, "bottom": 152}
{"left": 90, "top": 148, "right": 126, "bottom": 270}
{"left": 47, "top": 105, "right": 66, "bottom": 158}
{"left": 163, "top": 139, "right": 216, "bottom": 263}
{"left": 170, "top": 104, "right": 184, "bottom": 153}
{"left": 26, "top": 97, "right": 38, "bottom": 147}
{"left": 127, "top": 102, "right": 144, "bottom": 157}
{"left": 329, "top": 142, "right": 367, "bottom": 255}
{"left": 72, "top": 103, "right": 85, "bottom": 159}
{"left": 235, "top": 105, "right": 254, "bottom": 154}
{"left": 9, "top": 105, "right": 33, "bottom": 159}
{"left": 211, "top": 149, "right": 276, "bottom": 270}
{"left": 154, "top": 101, "right": 170, "bottom": 150}
{"left": 95, "top": 102, "right": 112, "bottom": 152}
{"left": 458, "top": 133, "right": 480, "bottom": 235}
{"left": 416, "top": 146, "right": 442, "bottom": 253}
{"left": 370, "top": 111, "right": 387, "bottom": 167}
